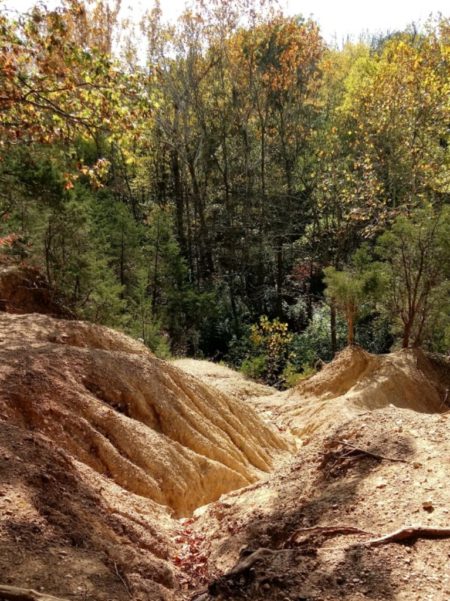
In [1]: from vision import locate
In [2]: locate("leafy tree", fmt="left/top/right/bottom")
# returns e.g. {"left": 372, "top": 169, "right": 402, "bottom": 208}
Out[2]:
{"left": 341, "top": 25, "right": 450, "bottom": 222}
{"left": 289, "top": 303, "right": 347, "bottom": 368}
{"left": 324, "top": 247, "right": 385, "bottom": 345}
{"left": 376, "top": 205, "right": 450, "bottom": 348}
{"left": 243, "top": 316, "right": 293, "bottom": 386}
{"left": 0, "top": 2, "right": 145, "bottom": 147}
{"left": 1, "top": 1, "right": 449, "bottom": 361}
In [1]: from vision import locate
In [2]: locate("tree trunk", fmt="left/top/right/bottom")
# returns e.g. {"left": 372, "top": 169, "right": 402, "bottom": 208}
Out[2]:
{"left": 347, "top": 308, "right": 355, "bottom": 346}
{"left": 306, "top": 260, "right": 314, "bottom": 321}
{"left": 119, "top": 225, "right": 125, "bottom": 289}
{"left": 402, "top": 321, "right": 412, "bottom": 348}
{"left": 187, "top": 160, "right": 214, "bottom": 281}
{"left": 275, "top": 241, "right": 283, "bottom": 317}
{"left": 228, "top": 276, "right": 239, "bottom": 334}
{"left": 260, "top": 121, "right": 266, "bottom": 198}
{"left": 171, "top": 149, "right": 187, "bottom": 256}
{"left": 330, "top": 301, "right": 337, "bottom": 356}
{"left": 151, "top": 214, "right": 161, "bottom": 313}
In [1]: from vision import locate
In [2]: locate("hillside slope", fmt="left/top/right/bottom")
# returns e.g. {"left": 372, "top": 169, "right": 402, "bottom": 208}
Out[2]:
{"left": 281, "top": 346, "right": 449, "bottom": 438}
{"left": 187, "top": 406, "right": 450, "bottom": 601}
{"left": 0, "top": 422, "right": 175, "bottom": 601}
{"left": 0, "top": 312, "right": 290, "bottom": 600}
{"left": 2, "top": 310, "right": 449, "bottom": 601}
{"left": 172, "top": 351, "right": 450, "bottom": 600}
{"left": 0, "top": 313, "right": 290, "bottom": 517}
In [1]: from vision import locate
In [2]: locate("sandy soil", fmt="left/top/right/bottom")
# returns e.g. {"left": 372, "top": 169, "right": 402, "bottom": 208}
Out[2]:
{"left": 279, "top": 346, "right": 450, "bottom": 439}
{"left": 0, "top": 313, "right": 289, "bottom": 517}
{"left": 177, "top": 407, "right": 450, "bottom": 601}
{"left": 0, "top": 312, "right": 289, "bottom": 600}
{"left": 171, "top": 359, "right": 290, "bottom": 424}
{"left": 173, "top": 348, "right": 450, "bottom": 601}
{"left": 171, "top": 359, "right": 277, "bottom": 404}
{"left": 1, "top": 285, "right": 449, "bottom": 601}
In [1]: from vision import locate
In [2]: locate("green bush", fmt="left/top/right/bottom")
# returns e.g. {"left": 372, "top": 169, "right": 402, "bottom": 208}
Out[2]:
{"left": 241, "top": 355, "right": 267, "bottom": 380}
{"left": 281, "top": 362, "right": 317, "bottom": 389}
{"left": 225, "top": 326, "right": 253, "bottom": 368}
{"left": 290, "top": 304, "right": 347, "bottom": 370}
{"left": 249, "top": 316, "right": 294, "bottom": 387}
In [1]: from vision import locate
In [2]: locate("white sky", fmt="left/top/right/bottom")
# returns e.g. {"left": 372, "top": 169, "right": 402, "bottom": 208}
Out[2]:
{"left": 2, "top": 0, "right": 449, "bottom": 44}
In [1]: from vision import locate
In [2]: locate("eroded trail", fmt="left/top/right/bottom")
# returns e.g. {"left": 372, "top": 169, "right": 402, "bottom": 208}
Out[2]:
{"left": 182, "top": 408, "right": 450, "bottom": 601}
{"left": 173, "top": 350, "right": 450, "bottom": 601}
{"left": 0, "top": 313, "right": 290, "bottom": 600}
{"left": 1, "top": 313, "right": 450, "bottom": 601}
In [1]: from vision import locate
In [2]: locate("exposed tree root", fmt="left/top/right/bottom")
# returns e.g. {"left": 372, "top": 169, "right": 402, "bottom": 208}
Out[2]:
{"left": 0, "top": 585, "right": 70, "bottom": 601}
{"left": 287, "top": 524, "right": 450, "bottom": 548}
{"left": 189, "top": 525, "right": 450, "bottom": 600}
{"left": 338, "top": 440, "right": 410, "bottom": 463}
{"left": 287, "top": 525, "right": 373, "bottom": 545}
{"left": 364, "top": 527, "right": 450, "bottom": 546}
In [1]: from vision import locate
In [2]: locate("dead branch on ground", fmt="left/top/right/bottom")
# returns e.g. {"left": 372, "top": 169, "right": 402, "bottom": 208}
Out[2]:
{"left": 0, "top": 584, "right": 70, "bottom": 601}
{"left": 363, "top": 526, "right": 450, "bottom": 546}
{"left": 338, "top": 440, "right": 410, "bottom": 463}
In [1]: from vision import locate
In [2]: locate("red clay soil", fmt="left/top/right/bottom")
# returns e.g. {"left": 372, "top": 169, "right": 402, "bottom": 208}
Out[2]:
{"left": 181, "top": 408, "right": 450, "bottom": 601}
{"left": 0, "top": 263, "right": 70, "bottom": 317}
{"left": 0, "top": 309, "right": 289, "bottom": 601}
{"left": 1, "top": 275, "right": 449, "bottom": 601}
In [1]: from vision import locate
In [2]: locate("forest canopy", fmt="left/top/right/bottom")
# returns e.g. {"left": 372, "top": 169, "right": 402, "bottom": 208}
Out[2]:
{"left": 0, "top": 0, "right": 449, "bottom": 384}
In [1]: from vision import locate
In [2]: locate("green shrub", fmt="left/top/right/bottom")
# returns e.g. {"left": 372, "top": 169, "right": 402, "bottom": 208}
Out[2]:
{"left": 241, "top": 355, "right": 267, "bottom": 380}
{"left": 281, "top": 362, "right": 316, "bottom": 389}
{"left": 249, "top": 316, "right": 294, "bottom": 386}
{"left": 290, "top": 304, "right": 347, "bottom": 370}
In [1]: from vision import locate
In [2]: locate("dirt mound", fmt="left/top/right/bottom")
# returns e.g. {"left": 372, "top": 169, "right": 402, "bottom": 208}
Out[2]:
{"left": 294, "top": 345, "right": 377, "bottom": 399}
{"left": 0, "top": 422, "right": 175, "bottom": 601}
{"left": 0, "top": 313, "right": 290, "bottom": 517}
{"left": 3, "top": 312, "right": 152, "bottom": 355}
{"left": 172, "top": 359, "right": 276, "bottom": 404}
{"left": 0, "top": 312, "right": 292, "bottom": 600}
{"left": 171, "top": 359, "right": 287, "bottom": 424}
{"left": 0, "top": 265, "right": 70, "bottom": 317}
{"left": 181, "top": 407, "right": 450, "bottom": 600}
{"left": 281, "top": 346, "right": 449, "bottom": 437}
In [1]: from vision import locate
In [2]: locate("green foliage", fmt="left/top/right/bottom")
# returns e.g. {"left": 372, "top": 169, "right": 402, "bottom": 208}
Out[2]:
{"left": 324, "top": 245, "right": 385, "bottom": 345}
{"left": 375, "top": 204, "right": 450, "bottom": 348}
{"left": 236, "top": 316, "right": 296, "bottom": 388}
{"left": 322, "top": 205, "right": 450, "bottom": 352}
{"left": 290, "top": 304, "right": 347, "bottom": 368}
{"left": 127, "top": 305, "right": 171, "bottom": 358}
{"left": 240, "top": 355, "right": 267, "bottom": 380}
{"left": 248, "top": 316, "right": 294, "bottom": 386}
{"left": 240, "top": 309, "right": 332, "bottom": 387}
{"left": 1, "top": 2, "right": 448, "bottom": 360}
{"left": 355, "top": 314, "right": 393, "bottom": 354}
{"left": 225, "top": 326, "right": 253, "bottom": 367}
{"left": 0, "top": 159, "right": 127, "bottom": 326}
{"left": 281, "top": 362, "right": 316, "bottom": 388}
